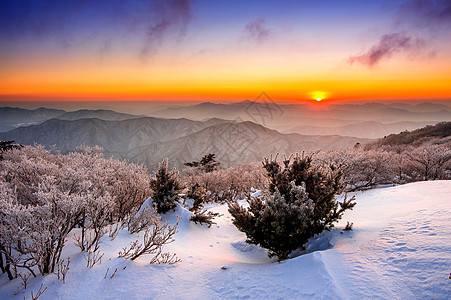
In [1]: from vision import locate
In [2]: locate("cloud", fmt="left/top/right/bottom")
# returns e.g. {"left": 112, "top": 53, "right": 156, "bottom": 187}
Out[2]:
{"left": 137, "top": 0, "right": 192, "bottom": 60}
{"left": 348, "top": 0, "right": 449, "bottom": 68}
{"left": 396, "top": 0, "right": 451, "bottom": 30}
{"left": 0, "top": 0, "right": 193, "bottom": 61}
{"left": 242, "top": 18, "right": 271, "bottom": 43}
{"left": 348, "top": 32, "right": 428, "bottom": 67}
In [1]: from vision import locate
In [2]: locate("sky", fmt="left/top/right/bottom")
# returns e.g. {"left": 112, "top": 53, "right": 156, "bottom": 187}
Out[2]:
{"left": 1, "top": 0, "right": 451, "bottom": 103}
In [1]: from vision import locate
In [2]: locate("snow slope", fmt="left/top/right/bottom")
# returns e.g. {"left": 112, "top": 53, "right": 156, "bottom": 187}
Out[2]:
{"left": 1, "top": 181, "right": 450, "bottom": 299}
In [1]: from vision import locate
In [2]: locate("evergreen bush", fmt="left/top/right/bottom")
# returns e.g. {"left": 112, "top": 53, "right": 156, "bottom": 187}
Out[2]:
{"left": 150, "top": 158, "right": 181, "bottom": 213}
{"left": 228, "top": 153, "right": 356, "bottom": 260}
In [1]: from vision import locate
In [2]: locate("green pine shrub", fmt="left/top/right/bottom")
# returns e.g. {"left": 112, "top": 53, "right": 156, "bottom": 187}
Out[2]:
{"left": 150, "top": 158, "right": 181, "bottom": 213}
{"left": 228, "top": 153, "right": 356, "bottom": 260}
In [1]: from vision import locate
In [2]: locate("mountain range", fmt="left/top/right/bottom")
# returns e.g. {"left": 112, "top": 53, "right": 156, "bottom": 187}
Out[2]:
{"left": 151, "top": 101, "right": 451, "bottom": 138}
{"left": 2, "top": 102, "right": 450, "bottom": 139}
{"left": 0, "top": 107, "right": 143, "bottom": 132}
{"left": 1, "top": 102, "right": 450, "bottom": 170}
{"left": 0, "top": 116, "right": 368, "bottom": 170}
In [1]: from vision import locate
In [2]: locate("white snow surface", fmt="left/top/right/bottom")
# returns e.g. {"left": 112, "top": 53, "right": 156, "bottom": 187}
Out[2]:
{"left": 1, "top": 181, "right": 450, "bottom": 299}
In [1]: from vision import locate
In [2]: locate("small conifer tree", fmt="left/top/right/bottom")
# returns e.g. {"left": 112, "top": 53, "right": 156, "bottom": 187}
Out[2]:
{"left": 186, "top": 183, "right": 206, "bottom": 212}
{"left": 150, "top": 158, "right": 181, "bottom": 213}
{"left": 185, "top": 183, "right": 221, "bottom": 227}
{"left": 184, "top": 153, "right": 220, "bottom": 173}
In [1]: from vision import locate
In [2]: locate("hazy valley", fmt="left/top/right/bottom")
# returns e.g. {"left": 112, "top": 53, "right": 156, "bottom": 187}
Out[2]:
{"left": 2, "top": 101, "right": 450, "bottom": 170}
{"left": 0, "top": 108, "right": 366, "bottom": 170}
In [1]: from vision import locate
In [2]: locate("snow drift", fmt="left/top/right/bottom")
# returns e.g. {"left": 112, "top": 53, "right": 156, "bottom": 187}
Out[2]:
{"left": 1, "top": 181, "right": 450, "bottom": 299}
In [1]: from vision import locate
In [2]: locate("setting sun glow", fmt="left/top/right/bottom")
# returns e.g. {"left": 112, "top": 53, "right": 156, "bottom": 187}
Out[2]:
{"left": 309, "top": 91, "right": 328, "bottom": 102}
{"left": 1, "top": 1, "right": 450, "bottom": 103}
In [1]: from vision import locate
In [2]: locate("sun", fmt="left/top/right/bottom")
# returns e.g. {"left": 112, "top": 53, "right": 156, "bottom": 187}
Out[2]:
{"left": 309, "top": 91, "right": 328, "bottom": 103}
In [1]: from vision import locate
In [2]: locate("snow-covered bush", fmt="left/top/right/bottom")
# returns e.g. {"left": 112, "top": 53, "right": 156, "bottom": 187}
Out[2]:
{"left": 66, "top": 146, "right": 151, "bottom": 220}
{"left": 150, "top": 158, "right": 181, "bottom": 213}
{"left": 189, "top": 209, "right": 221, "bottom": 228}
{"left": 185, "top": 183, "right": 206, "bottom": 212}
{"left": 0, "top": 176, "right": 86, "bottom": 276}
{"left": 314, "top": 138, "right": 451, "bottom": 191}
{"left": 182, "top": 163, "right": 266, "bottom": 203}
{"left": 0, "top": 140, "right": 21, "bottom": 160}
{"left": 184, "top": 183, "right": 221, "bottom": 227}
{"left": 122, "top": 206, "right": 156, "bottom": 234}
{"left": 118, "top": 213, "right": 180, "bottom": 264}
{"left": 315, "top": 148, "right": 396, "bottom": 191}
{"left": 406, "top": 144, "right": 451, "bottom": 180}
{"left": 228, "top": 153, "right": 355, "bottom": 260}
{"left": 0, "top": 145, "right": 151, "bottom": 278}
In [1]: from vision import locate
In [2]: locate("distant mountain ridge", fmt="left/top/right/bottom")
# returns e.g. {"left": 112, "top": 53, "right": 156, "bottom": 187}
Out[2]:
{"left": 0, "top": 107, "right": 144, "bottom": 132}
{"left": 0, "top": 107, "right": 66, "bottom": 132}
{"left": 152, "top": 101, "right": 451, "bottom": 120}
{"left": 0, "top": 117, "right": 369, "bottom": 170}
{"left": 2, "top": 102, "right": 450, "bottom": 139}
{"left": 285, "top": 121, "right": 439, "bottom": 139}
{"left": 367, "top": 121, "right": 451, "bottom": 148}
{"left": 151, "top": 101, "right": 451, "bottom": 138}
{"left": 57, "top": 109, "right": 145, "bottom": 121}
{"left": 3, "top": 103, "right": 448, "bottom": 170}
{"left": 0, "top": 117, "right": 224, "bottom": 152}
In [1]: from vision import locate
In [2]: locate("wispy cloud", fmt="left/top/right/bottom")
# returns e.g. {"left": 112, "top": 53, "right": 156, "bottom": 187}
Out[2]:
{"left": 242, "top": 18, "right": 271, "bottom": 43}
{"left": 0, "top": 0, "right": 193, "bottom": 61}
{"left": 348, "top": 0, "right": 449, "bottom": 67}
{"left": 396, "top": 0, "right": 451, "bottom": 30}
{"left": 348, "top": 32, "right": 428, "bottom": 67}
{"left": 138, "top": 0, "right": 192, "bottom": 60}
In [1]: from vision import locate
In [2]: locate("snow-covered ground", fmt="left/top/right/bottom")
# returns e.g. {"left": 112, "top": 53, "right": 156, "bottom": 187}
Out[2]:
{"left": 1, "top": 181, "right": 450, "bottom": 299}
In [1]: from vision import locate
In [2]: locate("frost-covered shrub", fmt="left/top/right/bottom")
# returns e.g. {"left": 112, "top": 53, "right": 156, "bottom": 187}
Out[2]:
{"left": 0, "top": 140, "right": 21, "bottom": 160}
{"left": 66, "top": 146, "right": 151, "bottom": 220}
{"left": 314, "top": 139, "right": 451, "bottom": 191}
{"left": 118, "top": 213, "right": 180, "bottom": 264}
{"left": 122, "top": 206, "right": 156, "bottom": 234}
{"left": 406, "top": 144, "right": 451, "bottom": 180}
{"left": 150, "top": 158, "right": 181, "bottom": 213}
{"left": 0, "top": 145, "right": 150, "bottom": 218}
{"left": 228, "top": 153, "right": 355, "bottom": 260}
{"left": 0, "top": 145, "right": 151, "bottom": 277}
{"left": 189, "top": 209, "right": 221, "bottom": 228}
{"left": 315, "top": 149, "right": 396, "bottom": 191}
{"left": 0, "top": 177, "right": 86, "bottom": 276}
{"left": 182, "top": 163, "right": 266, "bottom": 203}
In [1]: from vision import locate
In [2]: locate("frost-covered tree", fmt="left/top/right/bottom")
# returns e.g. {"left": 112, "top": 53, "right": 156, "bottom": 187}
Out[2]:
{"left": 0, "top": 145, "right": 151, "bottom": 278}
{"left": 0, "top": 181, "right": 18, "bottom": 279}
{"left": 118, "top": 210, "right": 180, "bottom": 264}
{"left": 333, "top": 149, "right": 394, "bottom": 191}
{"left": 150, "top": 158, "right": 181, "bottom": 213}
{"left": 184, "top": 153, "right": 220, "bottom": 173}
{"left": 0, "top": 140, "right": 21, "bottom": 160}
{"left": 407, "top": 144, "right": 451, "bottom": 180}
{"left": 0, "top": 177, "right": 87, "bottom": 276}
{"left": 228, "top": 153, "right": 355, "bottom": 260}
{"left": 182, "top": 163, "right": 265, "bottom": 203}
{"left": 313, "top": 138, "right": 451, "bottom": 191}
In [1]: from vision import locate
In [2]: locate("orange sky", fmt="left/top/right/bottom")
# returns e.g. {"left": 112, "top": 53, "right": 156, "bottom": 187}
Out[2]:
{"left": 1, "top": 0, "right": 450, "bottom": 103}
